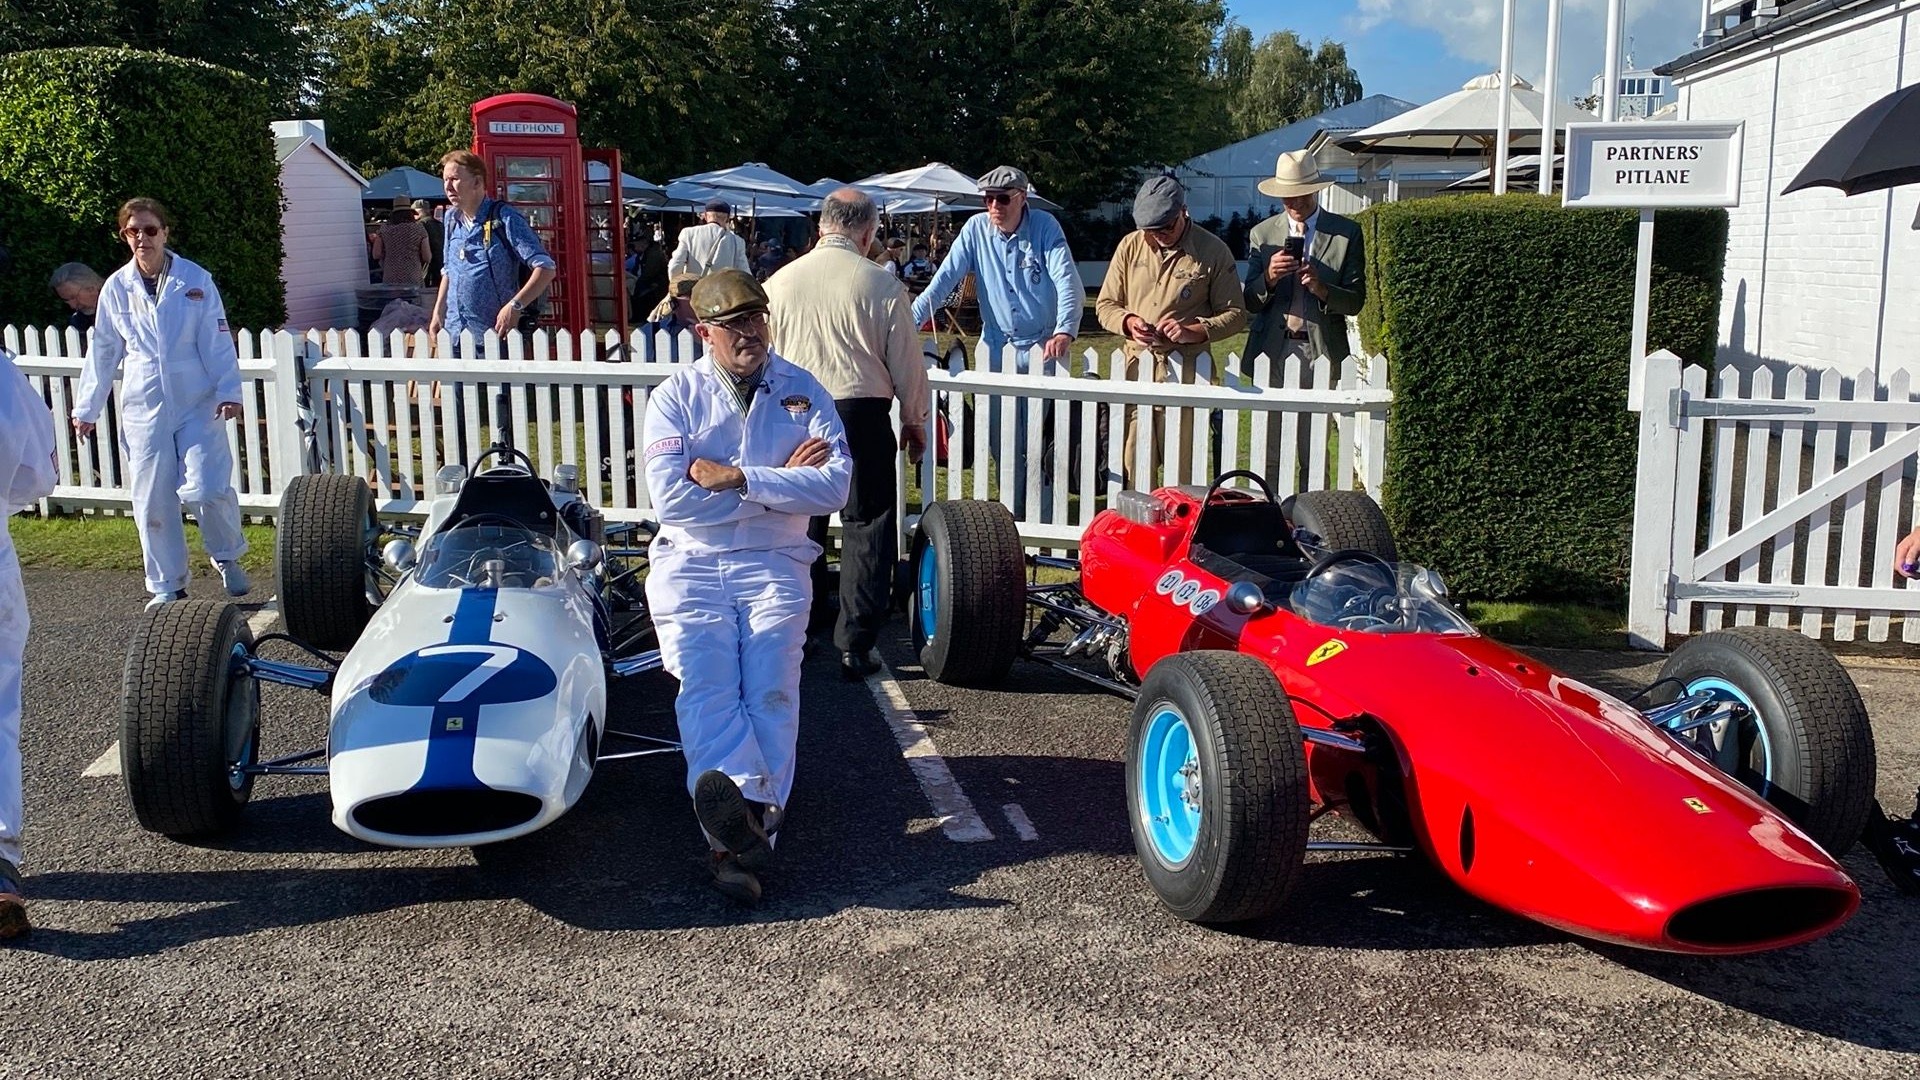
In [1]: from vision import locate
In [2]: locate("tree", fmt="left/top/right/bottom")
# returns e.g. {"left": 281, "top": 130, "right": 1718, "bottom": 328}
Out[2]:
{"left": 1219, "top": 29, "right": 1363, "bottom": 140}
{"left": 0, "top": 0, "right": 330, "bottom": 113}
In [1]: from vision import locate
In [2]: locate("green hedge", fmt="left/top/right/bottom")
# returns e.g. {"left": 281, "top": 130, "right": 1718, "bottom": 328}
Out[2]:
{"left": 1356, "top": 193, "right": 1726, "bottom": 603}
{"left": 0, "top": 47, "right": 285, "bottom": 329}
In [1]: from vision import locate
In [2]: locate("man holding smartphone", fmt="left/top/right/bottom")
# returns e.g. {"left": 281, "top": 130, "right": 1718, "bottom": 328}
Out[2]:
{"left": 1244, "top": 150, "right": 1367, "bottom": 489}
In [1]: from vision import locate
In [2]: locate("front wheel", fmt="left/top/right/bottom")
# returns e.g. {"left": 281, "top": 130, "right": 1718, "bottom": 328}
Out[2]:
{"left": 121, "top": 600, "right": 259, "bottom": 837}
{"left": 276, "top": 473, "right": 376, "bottom": 649}
{"left": 1127, "top": 651, "right": 1310, "bottom": 923}
{"left": 1655, "top": 627, "right": 1876, "bottom": 855}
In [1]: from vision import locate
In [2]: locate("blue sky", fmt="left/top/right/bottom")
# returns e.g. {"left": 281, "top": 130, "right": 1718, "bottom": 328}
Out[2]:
{"left": 1225, "top": 1, "right": 1703, "bottom": 107}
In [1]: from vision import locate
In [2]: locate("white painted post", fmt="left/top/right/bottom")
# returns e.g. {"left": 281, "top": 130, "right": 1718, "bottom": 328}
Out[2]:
{"left": 1627, "top": 208, "right": 1656, "bottom": 411}
{"left": 266, "top": 330, "right": 305, "bottom": 494}
{"left": 1629, "top": 349, "right": 1686, "bottom": 650}
{"left": 1494, "top": 0, "right": 1517, "bottom": 195}
{"left": 1363, "top": 350, "right": 1389, "bottom": 495}
{"left": 1603, "top": 0, "right": 1625, "bottom": 122}
{"left": 1539, "top": 0, "right": 1565, "bottom": 195}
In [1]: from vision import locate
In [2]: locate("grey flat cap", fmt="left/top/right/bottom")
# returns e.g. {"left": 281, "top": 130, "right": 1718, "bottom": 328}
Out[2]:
{"left": 1133, "top": 175, "right": 1186, "bottom": 229}
{"left": 976, "top": 165, "right": 1030, "bottom": 193}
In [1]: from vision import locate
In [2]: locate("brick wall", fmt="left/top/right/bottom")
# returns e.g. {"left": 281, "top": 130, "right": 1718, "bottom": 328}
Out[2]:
{"left": 1676, "top": 1, "right": 1919, "bottom": 382}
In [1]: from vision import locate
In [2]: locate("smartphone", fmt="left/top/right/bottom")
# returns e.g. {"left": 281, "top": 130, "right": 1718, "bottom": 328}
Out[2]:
{"left": 1283, "top": 235, "right": 1305, "bottom": 258}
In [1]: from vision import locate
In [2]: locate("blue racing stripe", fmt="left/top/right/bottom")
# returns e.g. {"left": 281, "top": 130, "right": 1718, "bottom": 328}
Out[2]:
{"left": 417, "top": 588, "right": 501, "bottom": 791}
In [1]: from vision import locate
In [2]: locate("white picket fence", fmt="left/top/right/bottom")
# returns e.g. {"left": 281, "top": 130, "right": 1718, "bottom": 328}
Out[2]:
{"left": 4, "top": 323, "right": 1391, "bottom": 552}
{"left": 1630, "top": 350, "right": 1920, "bottom": 648}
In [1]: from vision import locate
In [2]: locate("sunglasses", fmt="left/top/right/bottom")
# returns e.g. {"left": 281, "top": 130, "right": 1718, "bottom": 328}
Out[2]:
{"left": 121, "top": 224, "right": 164, "bottom": 239}
{"left": 981, "top": 191, "right": 1019, "bottom": 206}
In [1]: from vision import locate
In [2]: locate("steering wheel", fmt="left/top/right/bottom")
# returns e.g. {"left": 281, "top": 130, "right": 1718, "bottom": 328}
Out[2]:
{"left": 438, "top": 512, "right": 536, "bottom": 587}
{"left": 1303, "top": 547, "right": 1395, "bottom": 583}
{"left": 471, "top": 445, "right": 537, "bottom": 476}
{"left": 1300, "top": 548, "right": 1400, "bottom": 629}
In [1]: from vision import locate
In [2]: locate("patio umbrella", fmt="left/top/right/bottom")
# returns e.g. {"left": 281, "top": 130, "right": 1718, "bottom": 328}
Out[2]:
{"left": 670, "top": 163, "right": 811, "bottom": 198}
{"left": 858, "top": 162, "right": 1065, "bottom": 213}
{"left": 1445, "top": 154, "right": 1565, "bottom": 191}
{"left": 1337, "top": 73, "right": 1594, "bottom": 159}
{"left": 361, "top": 166, "right": 444, "bottom": 203}
{"left": 1782, "top": 83, "right": 1920, "bottom": 196}
{"left": 585, "top": 160, "right": 669, "bottom": 206}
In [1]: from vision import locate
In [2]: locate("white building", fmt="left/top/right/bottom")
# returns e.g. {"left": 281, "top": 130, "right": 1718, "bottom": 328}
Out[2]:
{"left": 1175, "top": 96, "right": 1476, "bottom": 223}
{"left": 272, "top": 119, "right": 368, "bottom": 332}
{"left": 1589, "top": 62, "right": 1677, "bottom": 118}
{"left": 1660, "top": 0, "right": 1919, "bottom": 382}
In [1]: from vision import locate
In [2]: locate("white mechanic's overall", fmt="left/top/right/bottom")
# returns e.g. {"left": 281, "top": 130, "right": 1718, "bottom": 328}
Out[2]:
{"left": 73, "top": 252, "right": 247, "bottom": 596}
{"left": 1, "top": 348, "right": 60, "bottom": 870}
{"left": 642, "top": 354, "right": 850, "bottom": 835}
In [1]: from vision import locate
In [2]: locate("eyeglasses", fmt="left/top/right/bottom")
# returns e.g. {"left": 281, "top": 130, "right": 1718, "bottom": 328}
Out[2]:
{"left": 707, "top": 311, "right": 769, "bottom": 338}
{"left": 981, "top": 191, "right": 1018, "bottom": 206}
{"left": 121, "top": 225, "right": 164, "bottom": 239}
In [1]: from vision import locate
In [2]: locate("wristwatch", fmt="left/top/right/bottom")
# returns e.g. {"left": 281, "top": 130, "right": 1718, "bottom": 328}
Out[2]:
{"left": 507, "top": 299, "right": 524, "bottom": 313}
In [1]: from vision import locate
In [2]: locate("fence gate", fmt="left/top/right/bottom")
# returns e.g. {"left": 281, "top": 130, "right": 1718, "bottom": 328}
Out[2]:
{"left": 1630, "top": 351, "right": 1920, "bottom": 649}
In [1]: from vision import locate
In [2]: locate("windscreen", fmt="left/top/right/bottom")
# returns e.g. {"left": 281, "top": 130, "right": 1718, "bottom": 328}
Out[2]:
{"left": 1288, "top": 560, "right": 1475, "bottom": 635}
{"left": 416, "top": 523, "right": 561, "bottom": 589}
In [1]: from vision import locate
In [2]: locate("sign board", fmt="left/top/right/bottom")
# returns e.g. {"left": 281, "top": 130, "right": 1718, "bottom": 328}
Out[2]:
{"left": 1562, "top": 121, "right": 1744, "bottom": 208}
{"left": 487, "top": 121, "right": 566, "bottom": 136}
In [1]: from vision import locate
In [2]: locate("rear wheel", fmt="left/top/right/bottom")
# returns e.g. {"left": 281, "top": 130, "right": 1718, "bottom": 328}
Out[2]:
{"left": 911, "top": 500, "right": 1024, "bottom": 686}
{"left": 277, "top": 473, "right": 376, "bottom": 648}
{"left": 1127, "top": 651, "right": 1310, "bottom": 923}
{"left": 121, "top": 600, "right": 258, "bottom": 836}
{"left": 1286, "top": 490, "right": 1397, "bottom": 562}
{"left": 1656, "top": 627, "right": 1876, "bottom": 855}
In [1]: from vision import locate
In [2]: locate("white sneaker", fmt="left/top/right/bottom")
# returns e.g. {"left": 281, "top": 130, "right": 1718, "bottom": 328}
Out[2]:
{"left": 213, "top": 558, "right": 251, "bottom": 597}
{"left": 145, "top": 590, "right": 187, "bottom": 612}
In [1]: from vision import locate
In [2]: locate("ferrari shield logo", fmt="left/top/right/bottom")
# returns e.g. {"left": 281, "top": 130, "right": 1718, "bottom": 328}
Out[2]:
{"left": 1684, "top": 798, "right": 1711, "bottom": 814}
{"left": 1307, "top": 640, "right": 1346, "bottom": 666}
{"left": 445, "top": 716, "right": 466, "bottom": 732}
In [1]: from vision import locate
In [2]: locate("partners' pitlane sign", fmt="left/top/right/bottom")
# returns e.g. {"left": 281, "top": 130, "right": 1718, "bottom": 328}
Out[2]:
{"left": 1562, "top": 121, "right": 1745, "bottom": 208}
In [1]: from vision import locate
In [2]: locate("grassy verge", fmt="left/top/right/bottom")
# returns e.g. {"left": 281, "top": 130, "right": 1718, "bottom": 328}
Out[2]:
{"left": 1460, "top": 600, "right": 1628, "bottom": 651}
{"left": 9, "top": 514, "right": 276, "bottom": 574}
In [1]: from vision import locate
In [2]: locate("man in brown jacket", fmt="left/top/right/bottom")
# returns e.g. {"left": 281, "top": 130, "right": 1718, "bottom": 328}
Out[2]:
{"left": 1095, "top": 175, "right": 1246, "bottom": 486}
{"left": 766, "top": 188, "right": 929, "bottom": 680}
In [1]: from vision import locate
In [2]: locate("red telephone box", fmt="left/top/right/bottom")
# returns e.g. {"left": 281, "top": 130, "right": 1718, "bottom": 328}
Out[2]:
{"left": 470, "top": 93, "right": 626, "bottom": 335}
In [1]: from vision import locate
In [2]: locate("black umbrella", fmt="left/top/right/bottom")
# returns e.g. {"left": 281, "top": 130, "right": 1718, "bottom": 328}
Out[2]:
{"left": 1782, "top": 83, "right": 1920, "bottom": 196}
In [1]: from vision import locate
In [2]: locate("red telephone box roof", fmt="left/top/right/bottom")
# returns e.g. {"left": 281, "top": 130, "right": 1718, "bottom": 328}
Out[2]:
{"left": 471, "top": 93, "right": 579, "bottom": 140}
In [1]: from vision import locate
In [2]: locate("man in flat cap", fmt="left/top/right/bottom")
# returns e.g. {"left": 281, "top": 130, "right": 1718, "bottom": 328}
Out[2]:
{"left": 641, "top": 269, "right": 851, "bottom": 904}
{"left": 1095, "top": 174, "right": 1246, "bottom": 485}
{"left": 668, "top": 199, "right": 752, "bottom": 279}
{"left": 1245, "top": 150, "right": 1366, "bottom": 487}
{"left": 912, "top": 165, "right": 1084, "bottom": 513}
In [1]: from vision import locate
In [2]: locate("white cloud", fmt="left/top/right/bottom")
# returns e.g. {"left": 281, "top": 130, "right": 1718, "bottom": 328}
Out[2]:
{"left": 1353, "top": 1, "right": 1702, "bottom": 97}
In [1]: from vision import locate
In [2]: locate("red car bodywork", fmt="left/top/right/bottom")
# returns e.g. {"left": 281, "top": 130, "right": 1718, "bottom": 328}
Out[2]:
{"left": 1081, "top": 486, "right": 1859, "bottom": 954}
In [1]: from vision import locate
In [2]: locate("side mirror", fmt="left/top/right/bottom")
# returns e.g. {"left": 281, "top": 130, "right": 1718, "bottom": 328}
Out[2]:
{"left": 1225, "top": 580, "right": 1267, "bottom": 615}
{"left": 382, "top": 538, "right": 416, "bottom": 572}
{"left": 1410, "top": 568, "right": 1449, "bottom": 600}
{"left": 566, "top": 539, "right": 604, "bottom": 573}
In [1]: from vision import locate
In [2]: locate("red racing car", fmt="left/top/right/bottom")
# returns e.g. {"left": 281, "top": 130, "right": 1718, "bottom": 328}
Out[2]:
{"left": 908, "top": 473, "right": 1878, "bottom": 955}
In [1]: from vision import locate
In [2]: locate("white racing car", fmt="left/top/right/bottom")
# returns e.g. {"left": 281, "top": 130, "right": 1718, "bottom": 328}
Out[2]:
{"left": 118, "top": 443, "right": 672, "bottom": 847}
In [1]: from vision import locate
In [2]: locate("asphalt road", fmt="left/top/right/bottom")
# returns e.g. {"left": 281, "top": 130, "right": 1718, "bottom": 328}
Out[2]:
{"left": 4, "top": 568, "right": 1918, "bottom": 1079}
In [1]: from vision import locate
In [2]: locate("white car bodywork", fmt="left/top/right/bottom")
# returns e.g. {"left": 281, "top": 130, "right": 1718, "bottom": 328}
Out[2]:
{"left": 324, "top": 479, "right": 610, "bottom": 848}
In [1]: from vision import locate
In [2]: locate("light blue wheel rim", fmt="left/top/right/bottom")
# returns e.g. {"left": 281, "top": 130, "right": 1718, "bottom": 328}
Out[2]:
{"left": 917, "top": 543, "right": 939, "bottom": 650}
{"left": 1683, "top": 676, "right": 1775, "bottom": 797}
{"left": 1138, "top": 706, "right": 1201, "bottom": 868}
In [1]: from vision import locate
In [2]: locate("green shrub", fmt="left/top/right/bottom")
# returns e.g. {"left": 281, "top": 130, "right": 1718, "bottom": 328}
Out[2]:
{"left": 0, "top": 47, "right": 285, "bottom": 329}
{"left": 1357, "top": 193, "right": 1726, "bottom": 603}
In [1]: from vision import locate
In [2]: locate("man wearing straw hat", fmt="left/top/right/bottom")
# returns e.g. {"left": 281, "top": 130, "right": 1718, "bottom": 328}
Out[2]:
{"left": 1244, "top": 150, "right": 1367, "bottom": 489}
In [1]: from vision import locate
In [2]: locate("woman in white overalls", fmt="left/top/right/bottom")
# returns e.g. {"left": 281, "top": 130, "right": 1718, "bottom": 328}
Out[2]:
{"left": 72, "top": 198, "right": 250, "bottom": 609}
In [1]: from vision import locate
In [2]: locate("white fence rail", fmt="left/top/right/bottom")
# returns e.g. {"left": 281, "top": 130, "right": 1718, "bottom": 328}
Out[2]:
{"left": 6, "top": 323, "right": 1392, "bottom": 552}
{"left": 1630, "top": 350, "right": 1920, "bottom": 649}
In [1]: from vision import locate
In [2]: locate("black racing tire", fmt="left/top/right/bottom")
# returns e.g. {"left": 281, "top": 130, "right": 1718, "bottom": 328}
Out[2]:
{"left": 277, "top": 473, "right": 375, "bottom": 649}
{"left": 1656, "top": 627, "right": 1877, "bottom": 855}
{"left": 1286, "top": 490, "right": 1398, "bottom": 563}
{"left": 910, "top": 500, "right": 1024, "bottom": 686}
{"left": 1127, "top": 651, "right": 1311, "bottom": 924}
{"left": 121, "top": 600, "right": 259, "bottom": 837}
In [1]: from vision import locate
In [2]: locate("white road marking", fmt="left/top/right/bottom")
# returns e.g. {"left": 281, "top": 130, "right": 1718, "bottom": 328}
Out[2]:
{"left": 82, "top": 741, "right": 120, "bottom": 778}
{"left": 1002, "top": 803, "right": 1039, "bottom": 841}
{"left": 246, "top": 601, "right": 279, "bottom": 638}
{"left": 865, "top": 663, "right": 994, "bottom": 842}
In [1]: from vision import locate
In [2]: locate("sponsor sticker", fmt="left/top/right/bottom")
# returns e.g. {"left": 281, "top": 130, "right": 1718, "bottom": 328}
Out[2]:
{"left": 782, "top": 394, "right": 811, "bottom": 414}
{"left": 1684, "top": 798, "right": 1711, "bottom": 814}
{"left": 185, "top": 287, "right": 205, "bottom": 301}
{"left": 645, "top": 436, "right": 684, "bottom": 458}
{"left": 445, "top": 716, "right": 465, "bottom": 732}
{"left": 1306, "top": 640, "right": 1346, "bottom": 666}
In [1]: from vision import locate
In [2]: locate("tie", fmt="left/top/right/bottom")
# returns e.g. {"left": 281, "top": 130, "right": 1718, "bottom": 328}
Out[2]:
{"left": 1285, "top": 228, "right": 1310, "bottom": 336}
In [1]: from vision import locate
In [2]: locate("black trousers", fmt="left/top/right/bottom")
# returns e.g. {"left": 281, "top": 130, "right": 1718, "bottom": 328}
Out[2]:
{"left": 809, "top": 398, "right": 897, "bottom": 655}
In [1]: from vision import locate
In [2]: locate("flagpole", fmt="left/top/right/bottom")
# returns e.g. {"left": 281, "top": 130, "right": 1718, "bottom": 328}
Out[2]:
{"left": 1493, "top": 0, "right": 1517, "bottom": 195}
{"left": 1603, "top": 0, "right": 1625, "bottom": 122}
{"left": 1539, "top": 0, "right": 1564, "bottom": 195}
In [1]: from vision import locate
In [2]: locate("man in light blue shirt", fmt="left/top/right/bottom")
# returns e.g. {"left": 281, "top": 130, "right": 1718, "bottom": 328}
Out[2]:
{"left": 911, "top": 166, "right": 1083, "bottom": 516}
{"left": 911, "top": 165, "right": 1084, "bottom": 373}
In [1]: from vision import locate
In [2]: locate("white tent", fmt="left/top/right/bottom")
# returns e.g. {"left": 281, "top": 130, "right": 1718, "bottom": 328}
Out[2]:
{"left": 1336, "top": 74, "right": 1596, "bottom": 159}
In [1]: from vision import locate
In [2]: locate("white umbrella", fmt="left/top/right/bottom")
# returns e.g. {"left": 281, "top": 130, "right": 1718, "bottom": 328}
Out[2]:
{"left": 586, "top": 160, "right": 668, "bottom": 206}
{"left": 670, "top": 162, "right": 811, "bottom": 197}
{"left": 1444, "top": 154, "right": 1566, "bottom": 191}
{"left": 858, "top": 161, "right": 1065, "bottom": 214}
{"left": 1337, "top": 73, "right": 1595, "bottom": 158}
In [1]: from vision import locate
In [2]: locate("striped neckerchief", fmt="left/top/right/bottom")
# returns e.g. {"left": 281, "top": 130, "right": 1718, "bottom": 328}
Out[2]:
{"left": 717, "top": 358, "right": 767, "bottom": 415}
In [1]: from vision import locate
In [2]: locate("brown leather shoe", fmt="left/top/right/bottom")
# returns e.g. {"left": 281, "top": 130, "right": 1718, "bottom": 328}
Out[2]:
{"left": 708, "top": 852, "right": 762, "bottom": 905}
{"left": 0, "top": 861, "right": 26, "bottom": 941}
